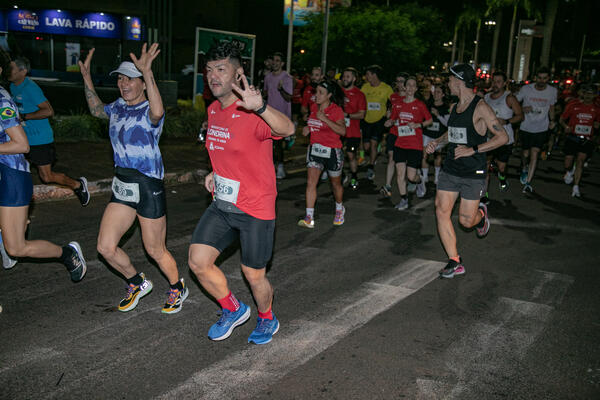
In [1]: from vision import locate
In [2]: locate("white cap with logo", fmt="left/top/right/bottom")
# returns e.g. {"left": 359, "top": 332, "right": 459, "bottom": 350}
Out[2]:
{"left": 110, "top": 61, "right": 142, "bottom": 78}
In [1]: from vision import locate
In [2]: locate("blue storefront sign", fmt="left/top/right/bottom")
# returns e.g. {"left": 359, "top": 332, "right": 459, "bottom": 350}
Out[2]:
{"left": 125, "top": 17, "right": 142, "bottom": 41}
{"left": 5, "top": 9, "right": 141, "bottom": 40}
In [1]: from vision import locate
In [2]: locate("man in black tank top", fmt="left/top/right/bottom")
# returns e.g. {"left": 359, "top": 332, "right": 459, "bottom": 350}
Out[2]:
{"left": 425, "top": 64, "right": 508, "bottom": 278}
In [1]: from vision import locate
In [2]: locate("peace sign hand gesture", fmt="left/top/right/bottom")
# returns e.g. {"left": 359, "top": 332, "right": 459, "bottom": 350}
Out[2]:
{"left": 232, "top": 75, "right": 264, "bottom": 112}
{"left": 130, "top": 43, "right": 160, "bottom": 74}
{"left": 78, "top": 48, "right": 95, "bottom": 81}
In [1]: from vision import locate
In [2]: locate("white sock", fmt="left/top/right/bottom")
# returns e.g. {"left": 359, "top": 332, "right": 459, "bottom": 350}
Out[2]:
{"left": 306, "top": 208, "right": 314, "bottom": 218}
{"left": 422, "top": 167, "right": 429, "bottom": 179}
{"left": 335, "top": 202, "right": 343, "bottom": 211}
{"left": 573, "top": 185, "right": 579, "bottom": 191}
{"left": 434, "top": 166, "right": 440, "bottom": 178}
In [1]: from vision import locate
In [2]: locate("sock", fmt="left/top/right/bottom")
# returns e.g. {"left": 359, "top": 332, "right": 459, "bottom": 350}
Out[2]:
{"left": 170, "top": 280, "right": 184, "bottom": 291}
{"left": 475, "top": 209, "right": 486, "bottom": 228}
{"left": 335, "top": 202, "right": 343, "bottom": 211}
{"left": 59, "top": 245, "right": 74, "bottom": 264}
{"left": 498, "top": 173, "right": 506, "bottom": 180}
{"left": 450, "top": 256, "right": 461, "bottom": 263}
{"left": 127, "top": 273, "right": 144, "bottom": 286}
{"left": 306, "top": 208, "right": 314, "bottom": 219}
{"left": 258, "top": 307, "right": 274, "bottom": 320}
{"left": 401, "top": 194, "right": 408, "bottom": 200}
{"left": 573, "top": 184, "right": 579, "bottom": 191}
{"left": 422, "top": 167, "right": 429, "bottom": 179}
{"left": 217, "top": 291, "right": 240, "bottom": 312}
{"left": 434, "top": 166, "right": 440, "bottom": 177}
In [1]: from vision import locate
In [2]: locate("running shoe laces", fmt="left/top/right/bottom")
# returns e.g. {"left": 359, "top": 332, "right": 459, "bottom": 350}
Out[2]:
{"left": 165, "top": 287, "right": 181, "bottom": 306}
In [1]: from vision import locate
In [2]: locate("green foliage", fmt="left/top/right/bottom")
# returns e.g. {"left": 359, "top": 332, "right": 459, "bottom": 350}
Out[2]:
{"left": 52, "top": 107, "right": 205, "bottom": 143}
{"left": 293, "top": 3, "right": 449, "bottom": 76}
{"left": 51, "top": 114, "right": 108, "bottom": 142}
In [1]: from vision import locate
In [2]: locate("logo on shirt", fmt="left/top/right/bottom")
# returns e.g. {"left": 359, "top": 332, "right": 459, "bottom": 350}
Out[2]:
{"left": 232, "top": 114, "right": 241, "bottom": 119}
{"left": 0, "top": 107, "right": 16, "bottom": 120}
{"left": 210, "top": 110, "right": 216, "bottom": 114}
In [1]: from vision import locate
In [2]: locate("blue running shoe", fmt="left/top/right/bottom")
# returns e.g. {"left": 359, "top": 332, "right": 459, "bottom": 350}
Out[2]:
{"left": 248, "top": 315, "right": 280, "bottom": 345}
{"left": 208, "top": 302, "right": 251, "bottom": 341}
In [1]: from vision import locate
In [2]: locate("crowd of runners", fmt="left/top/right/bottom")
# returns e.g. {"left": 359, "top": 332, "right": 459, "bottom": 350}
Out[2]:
{"left": 1, "top": 41, "right": 599, "bottom": 345}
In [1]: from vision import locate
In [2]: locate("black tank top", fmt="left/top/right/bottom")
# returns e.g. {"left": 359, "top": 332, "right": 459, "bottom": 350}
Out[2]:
{"left": 443, "top": 96, "right": 487, "bottom": 179}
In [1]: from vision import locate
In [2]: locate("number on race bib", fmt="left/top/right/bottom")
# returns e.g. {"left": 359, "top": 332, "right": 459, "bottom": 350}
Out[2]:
{"left": 448, "top": 126, "right": 468, "bottom": 144}
{"left": 430, "top": 122, "right": 440, "bottom": 132}
{"left": 311, "top": 143, "right": 332, "bottom": 158}
{"left": 112, "top": 177, "right": 141, "bottom": 204}
{"left": 575, "top": 124, "right": 592, "bottom": 135}
{"left": 214, "top": 174, "right": 241, "bottom": 204}
{"left": 367, "top": 102, "right": 381, "bottom": 111}
{"left": 397, "top": 125, "right": 416, "bottom": 137}
{"left": 345, "top": 117, "right": 350, "bottom": 127}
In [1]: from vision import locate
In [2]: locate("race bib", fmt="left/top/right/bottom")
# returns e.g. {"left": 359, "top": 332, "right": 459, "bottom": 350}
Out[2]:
{"left": 429, "top": 122, "right": 440, "bottom": 132}
{"left": 397, "top": 125, "right": 416, "bottom": 137}
{"left": 575, "top": 124, "right": 592, "bottom": 135}
{"left": 213, "top": 174, "right": 240, "bottom": 204}
{"left": 367, "top": 102, "right": 381, "bottom": 111}
{"left": 345, "top": 117, "right": 350, "bottom": 127}
{"left": 448, "top": 126, "right": 468, "bottom": 144}
{"left": 311, "top": 143, "right": 332, "bottom": 158}
{"left": 112, "top": 177, "right": 140, "bottom": 204}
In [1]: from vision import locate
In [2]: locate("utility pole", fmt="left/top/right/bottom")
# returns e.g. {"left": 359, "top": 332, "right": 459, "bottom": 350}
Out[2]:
{"left": 320, "top": 0, "right": 331, "bottom": 74}
{"left": 286, "top": 0, "right": 294, "bottom": 73}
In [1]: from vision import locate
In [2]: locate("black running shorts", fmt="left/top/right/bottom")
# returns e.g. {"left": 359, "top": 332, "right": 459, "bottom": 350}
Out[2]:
{"left": 109, "top": 167, "right": 166, "bottom": 219}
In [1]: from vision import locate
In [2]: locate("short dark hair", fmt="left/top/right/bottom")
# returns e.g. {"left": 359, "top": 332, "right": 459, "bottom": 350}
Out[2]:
{"left": 492, "top": 70, "right": 507, "bottom": 81}
{"left": 396, "top": 72, "right": 409, "bottom": 80}
{"left": 343, "top": 67, "right": 359, "bottom": 79}
{"left": 365, "top": 65, "right": 382, "bottom": 77}
{"left": 272, "top": 52, "right": 284, "bottom": 60}
{"left": 13, "top": 56, "right": 30, "bottom": 73}
{"left": 206, "top": 42, "right": 242, "bottom": 67}
{"left": 536, "top": 66, "right": 550, "bottom": 76}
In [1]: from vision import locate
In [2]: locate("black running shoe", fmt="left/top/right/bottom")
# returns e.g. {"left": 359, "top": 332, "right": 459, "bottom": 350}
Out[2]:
{"left": 74, "top": 177, "right": 90, "bottom": 206}
{"left": 439, "top": 258, "right": 465, "bottom": 279}
{"left": 64, "top": 242, "right": 87, "bottom": 282}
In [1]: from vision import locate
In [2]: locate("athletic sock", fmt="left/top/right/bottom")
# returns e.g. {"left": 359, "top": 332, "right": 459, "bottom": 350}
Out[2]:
{"left": 335, "top": 202, "right": 343, "bottom": 211}
{"left": 170, "top": 280, "right": 184, "bottom": 291}
{"left": 422, "top": 167, "right": 429, "bottom": 180}
{"left": 258, "top": 307, "right": 274, "bottom": 320}
{"left": 434, "top": 166, "right": 440, "bottom": 177}
{"left": 218, "top": 291, "right": 240, "bottom": 312}
{"left": 306, "top": 208, "right": 314, "bottom": 219}
{"left": 401, "top": 195, "right": 408, "bottom": 200}
{"left": 127, "top": 273, "right": 144, "bottom": 286}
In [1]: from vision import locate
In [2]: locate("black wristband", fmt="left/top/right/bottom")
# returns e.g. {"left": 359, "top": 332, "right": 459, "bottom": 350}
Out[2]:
{"left": 473, "top": 145, "right": 479, "bottom": 154}
{"left": 255, "top": 101, "right": 268, "bottom": 115}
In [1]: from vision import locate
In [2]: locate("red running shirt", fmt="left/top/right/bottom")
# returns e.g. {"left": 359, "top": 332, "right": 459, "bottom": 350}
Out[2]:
{"left": 307, "top": 102, "right": 345, "bottom": 149}
{"left": 302, "top": 86, "right": 317, "bottom": 109}
{"left": 206, "top": 100, "right": 279, "bottom": 220}
{"left": 389, "top": 98, "right": 431, "bottom": 150}
{"left": 388, "top": 93, "right": 406, "bottom": 137}
{"left": 561, "top": 102, "right": 600, "bottom": 138}
{"left": 342, "top": 86, "right": 367, "bottom": 138}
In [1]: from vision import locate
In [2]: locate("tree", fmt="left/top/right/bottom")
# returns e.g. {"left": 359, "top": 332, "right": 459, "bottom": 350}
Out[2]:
{"left": 294, "top": 3, "right": 447, "bottom": 75}
{"left": 539, "top": 0, "right": 558, "bottom": 68}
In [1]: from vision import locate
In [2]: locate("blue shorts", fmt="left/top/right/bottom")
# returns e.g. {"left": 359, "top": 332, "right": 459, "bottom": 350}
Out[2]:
{"left": 0, "top": 163, "right": 33, "bottom": 207}
{"left": 191, "top": 202, "right": 275, "bottom": 269}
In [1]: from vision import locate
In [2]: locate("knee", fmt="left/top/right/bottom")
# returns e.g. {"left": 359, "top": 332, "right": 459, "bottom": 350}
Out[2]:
{"left": 459, "top": 214, "right": 476, "bottom": 228}
{"left": 189, "top": 254, "right": 212, "bottom": 277}
{"left": 243, "top": 269, "right": 266, "bottom": 287}
{"left": 144, "top": 244, "right": 166, "bottom": 262}
{"left": 97, "top": 240, "right": 117, "bottom": 259}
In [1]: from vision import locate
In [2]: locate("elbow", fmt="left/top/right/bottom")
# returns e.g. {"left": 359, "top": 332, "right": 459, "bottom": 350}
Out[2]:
{"left": 21, "top": 143, "right": 30, "bottom": 154}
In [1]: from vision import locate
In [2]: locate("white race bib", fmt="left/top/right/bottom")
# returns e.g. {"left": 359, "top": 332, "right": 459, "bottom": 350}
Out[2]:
{"left": 367, "top": 102, "right": 381, "bottom": 111}
{"left": 311, "top": 143, "right": 332, "bottom": 158}
{"left": 575, "top": 124, "right": 592, "bottom": 135}
{"left": 345, "top": 117, "right": 350, "bottom": 127}
{"left": 429, "top": 122, "right": 440, "bottom": 132}
{"left": 112, "top": 177, "right": 140, "bottom": 204}
{"left": 213, "top": 173, "right": 240, "bottom": 204}
{"left": 397, "top": 125, "right": 416, "bottom": 137}
{"left": 448, "top": 126, "right": 468, "bottom": 144}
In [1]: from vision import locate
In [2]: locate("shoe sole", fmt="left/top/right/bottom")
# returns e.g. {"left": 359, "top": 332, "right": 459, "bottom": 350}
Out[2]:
{"left": 298, "top": 221, "right": 314, "bottom": 229}
{"left": 248, "top": 321, "right": 280, "bottom": 345}
{"left": 119, "top": 280, "right": 153, "bottom": 312}
{"left": 3, "top": 258, "right": 17, "bottom": 270}
{"left": 78, "top": 177, "right": 90, "bottom": 206}
{"left": 439, "top": 269, "right": 465, "bottom": 279}
{"left": 68, "top": 241, "right": 87, "bottom": 282}
{"left": 476, "top": 204, "right": 490, "bottom": 238}
{"left": 161, "top": 287, "right": 189, "bottom": 314}
{"left": 209, "top": 306, "right": 251, "bottom": 341}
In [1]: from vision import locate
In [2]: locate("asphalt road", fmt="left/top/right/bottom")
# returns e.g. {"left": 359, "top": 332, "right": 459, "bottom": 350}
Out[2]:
{"left": 1, "top": 154, "right": 599, "bottom": 400}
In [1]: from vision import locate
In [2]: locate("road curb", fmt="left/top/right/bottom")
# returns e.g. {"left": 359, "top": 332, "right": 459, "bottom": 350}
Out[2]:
{"left": 32, "top": 169, "right": 209, "bottom": 203}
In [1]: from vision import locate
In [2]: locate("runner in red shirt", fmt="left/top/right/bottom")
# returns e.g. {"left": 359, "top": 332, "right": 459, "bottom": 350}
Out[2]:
{"left": 188, "top": 43, "right": 294, "bottom": 345}
{"left": 298, "top": 80, "right": 346, "bottom": 228}
{"left": 341, "top": 67, "right": 366, "bottom": 190}
{"left": 380, "top": 72, "right": 408, "bottom": 198}
{"left": 384, "top": 76, "right": 432, "bottom": 210}
{"left": 560, "top": 84, "right": 600, "bottom": 197}
{"left": 301, "top": 66, "right": 324, "bottom": 121}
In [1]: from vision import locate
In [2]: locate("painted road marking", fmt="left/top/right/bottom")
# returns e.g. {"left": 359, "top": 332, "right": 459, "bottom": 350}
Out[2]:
{"left": 156, "top": 258, "right": 445, "bottom": 400}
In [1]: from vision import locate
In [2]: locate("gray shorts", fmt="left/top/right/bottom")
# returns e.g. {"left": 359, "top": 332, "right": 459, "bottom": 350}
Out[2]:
{"left": 306, "top": 145, "right": 344, "bottom": 177}
{"left": 437, "top": 170, "right": 485, "bottom": 200}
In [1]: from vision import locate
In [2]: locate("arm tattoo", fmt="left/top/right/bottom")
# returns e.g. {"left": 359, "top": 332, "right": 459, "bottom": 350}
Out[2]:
{"left": 492, "top": 124, "right": 501, "bottom": 132}
{"left": 84, "top": 84, "right": 108, "bottom": 119}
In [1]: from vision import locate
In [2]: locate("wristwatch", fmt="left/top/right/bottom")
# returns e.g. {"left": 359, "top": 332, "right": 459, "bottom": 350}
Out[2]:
{"left": 255, "top": 101, "right": 268, "bottom": 115}
{"left": 473, "top": 145, "right": 479, "bottom": 154}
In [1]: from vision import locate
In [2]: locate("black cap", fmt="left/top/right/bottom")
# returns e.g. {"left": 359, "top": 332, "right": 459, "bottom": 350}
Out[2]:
{"left": 449, "top": 64, "right": 476, "bottom": 87}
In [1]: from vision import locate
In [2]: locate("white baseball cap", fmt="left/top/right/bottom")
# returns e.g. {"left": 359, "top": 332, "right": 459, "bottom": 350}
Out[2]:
{"left": 110, "top": 61, "right": 142, "bottom": 78}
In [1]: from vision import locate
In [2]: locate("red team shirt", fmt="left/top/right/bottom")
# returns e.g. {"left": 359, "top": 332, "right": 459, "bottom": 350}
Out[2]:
{"left": 388, "top": 92, "right": 405, "bottom": 138}
{"left": 389, "top": 98, "right": 431, "bottom": 150}
{"left": 307, "top": 102, "right": 345, "bottom": 148}
{"left": 206, "top": 101, "right": 280, "bottom": 220}
{"left": 561, "top": 102, "right": 600, "bottom": 138}
{"left": 302, "top": 86, "right": 317, "bottom": 109}
{"left": 342, "top": 86, "right": 367, "bottom": 138}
